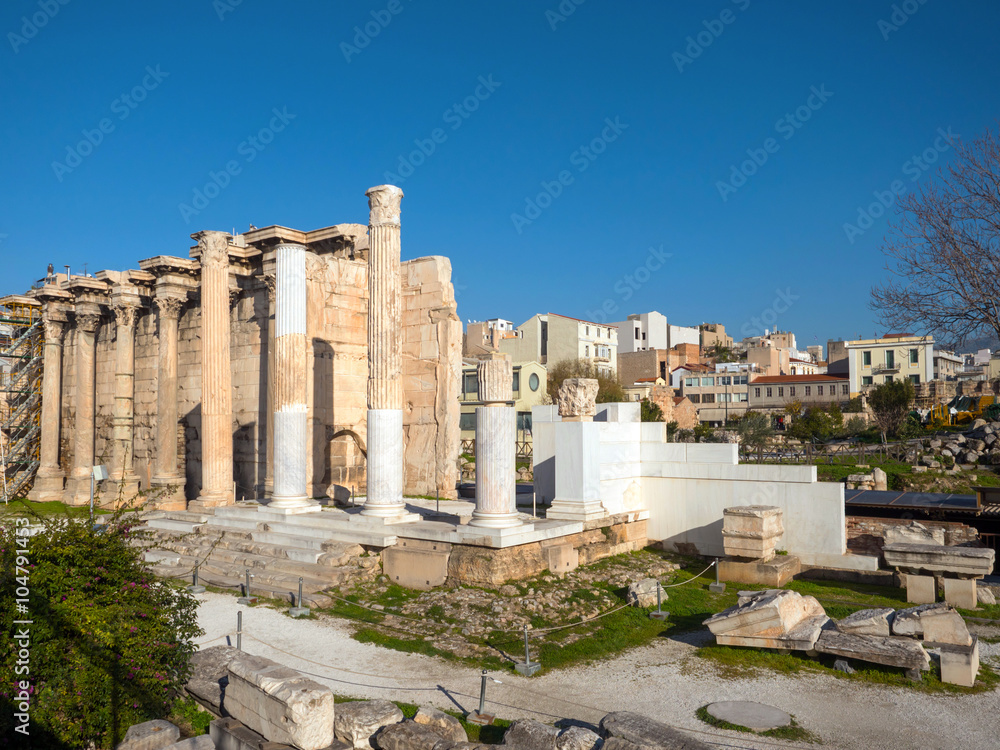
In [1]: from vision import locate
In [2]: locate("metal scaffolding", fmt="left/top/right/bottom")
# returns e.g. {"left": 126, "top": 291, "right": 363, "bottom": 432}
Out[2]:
{"left": 1, "top": 298, "right": 43, "bottom": 502}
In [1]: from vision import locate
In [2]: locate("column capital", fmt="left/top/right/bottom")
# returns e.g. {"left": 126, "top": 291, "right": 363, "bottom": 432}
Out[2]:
{"left": 154, "top": 295, "right": 185, "bottom": 320}
{"left": 43, "top": 317, "right": 66, "bottom": 344}
{"left": 478, "top": 356, "right": 513, "bottom": 403}
{"left": 261, "top": 274, "right": 277, "bottom": 303}
{"left": 193, "top": 230, "right": 232, "bottom": 266}
{"left": 365, "top": 184, "right": 404, "bottom": 227}
{"left": 112, "top": 303, "right": 140, "bottom": 330}
{"left": 75, "top": 306, "right": 103, "bottom": 333}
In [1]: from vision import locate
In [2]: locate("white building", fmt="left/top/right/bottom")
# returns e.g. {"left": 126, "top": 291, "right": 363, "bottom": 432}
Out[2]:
{"left": 845, "top": 334, "right": 934, "bottom": 395}
{"left": 500, "top": 313, "right": 618, "bottom": 375}
{"left": 611, "top": 311, "right": 668, "bottom": 353}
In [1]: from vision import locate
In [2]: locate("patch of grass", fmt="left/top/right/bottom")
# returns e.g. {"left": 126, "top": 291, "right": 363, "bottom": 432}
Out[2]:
{"left": 169, "top": 697, "right": 214, "bottom": 737}
{"left": 0, "top": 498, "right": 112, "bottom": 518}
{"left": 695, "top": 705, "right": 819, "bottom": 743}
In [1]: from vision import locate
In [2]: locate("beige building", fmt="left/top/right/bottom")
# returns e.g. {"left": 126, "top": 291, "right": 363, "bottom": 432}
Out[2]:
{"left": 700, "top": 322, "right": 733, "bottom": 350}
{"left": 846, "top": 333, "right": 934, "bottom": 395}
{"left": 748, "top": 374, "right": 850, "bottom": 412}
{"left": 934, "top": 350, "right": 963, "bottom": 381}
{"left": 500, "top": 313, "right": 618, "bottom": 375}
{"left": 459, "top": 359, "right": 546, "bottom": 450}
{"left": 463, "top": 318, "right": 516, "bottom": 357}
{"left": 674, "top": 363, "right": 751, "bottom": 426}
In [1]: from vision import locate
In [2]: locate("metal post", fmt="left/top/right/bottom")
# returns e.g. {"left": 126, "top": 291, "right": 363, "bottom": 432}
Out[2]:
{"left": 297, "top": 576, "right": 303, "bottom": 607}
{"left": 89, "top": 472, "right": 94, "bottom": 524}
{"left": 478, "top": 669, "right": 487, "bottom": 715}
{"left": 188, "top": 563, "right": 205, "bottom": 594}
{"left": 237, "top": 610, "right": 242, "bottom": 651}
{"left": 515, "top": 624, "right": 541, "bottom": 675}
{"left": 238, "top": 568, "right": 255, "bottom": 604}
{"left": 709, "top": 557, "right": 726, "bottom": 593}
{"left": 523, "top": 624, "right": 531, "bottom": 666}
{"left": 290, "top": 576, "right": 310, "bottom": 617}
{"left": 436, "top": 487, "right": 440, "bottom": 515}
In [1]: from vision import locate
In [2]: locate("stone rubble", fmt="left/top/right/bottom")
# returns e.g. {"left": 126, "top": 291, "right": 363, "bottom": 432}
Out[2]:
{"left": 115, "top": 720, "right": 181, "bottom": 750}
{"left": 702, "top": 589, "right": 829, "bottom": 651}
{"left": 335, "top": 699, "right": 405, "bottom": 749}
{"left": 835, "top": 607, "right": 895, "bottom": 637}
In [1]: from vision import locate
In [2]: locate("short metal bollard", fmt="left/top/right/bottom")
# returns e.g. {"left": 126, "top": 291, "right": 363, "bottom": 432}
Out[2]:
{"left": 187, "top": 563, "right": 206, "bottom": 594}
{"left": 514, "top": 624, "right": 541, "bottom": 676}
{"left": 648, "top": 582, "right": 669, "bottom": 621}
{"left": 709, "top": 558, "right": 726, "bottom": 594}
{"left": 289, "top": 576, "right": 310, "bottom": 618}
{"left": 466, "top": 669, "right": 498, "bottom": 725}
{"left": 236, "top": 610, "right": 243, "bottom": 651}
{"left": 238, "top": 568, "right": 257, "bottom": 605}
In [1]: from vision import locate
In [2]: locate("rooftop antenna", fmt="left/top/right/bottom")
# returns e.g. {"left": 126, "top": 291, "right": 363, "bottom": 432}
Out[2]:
{"left": 64, "top": 265, "right": 71, "bottom": 279}
{"left": 82, "top": 263, "right": 88, "bottom": 277}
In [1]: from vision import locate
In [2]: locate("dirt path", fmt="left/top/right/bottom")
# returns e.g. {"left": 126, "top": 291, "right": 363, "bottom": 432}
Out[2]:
{"left": 196, "top": 592, "right": 1000, "bottom": 750}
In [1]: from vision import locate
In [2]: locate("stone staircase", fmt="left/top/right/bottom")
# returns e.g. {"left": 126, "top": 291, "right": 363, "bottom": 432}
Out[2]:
{"left": 135, "top": 506, "right": 390, "bottom": 607}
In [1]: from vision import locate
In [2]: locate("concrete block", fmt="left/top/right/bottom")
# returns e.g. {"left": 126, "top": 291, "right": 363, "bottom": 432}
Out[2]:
{"left": 383, "top": 539, "right": 451, "bottom": 590}
{"left": 544, "top": 543, "right": 579, "bottom": 575}
{"left": 718, "top": 555, "right": 800, "bottom": 587}
{"left": 939, "top": 637, "right": 979, "bottom": 687}
{"left": 943, "top": 577, "right": 978, "bottom": 610}
{"left": 905, "top": 574, "right": 937, "bottom": 604}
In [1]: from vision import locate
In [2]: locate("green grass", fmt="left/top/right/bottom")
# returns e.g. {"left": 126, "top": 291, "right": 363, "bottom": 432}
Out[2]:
{"left": 814, "top": 458, "right": 913, "bottom": 489}
{"left": 335, "top": 695, "right": 512, "bottom": 744}
{"left": 0, "top": 498, "right": 112, "bottom": 518}
{"left": 169, "top": 697, "right": 214, "bottom": 737}
{"left": 695, "top": 705, "right": 820, "bottom": 743}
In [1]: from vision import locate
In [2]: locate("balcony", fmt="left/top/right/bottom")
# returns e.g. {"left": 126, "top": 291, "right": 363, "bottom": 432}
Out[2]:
{"left": 872, "top": 364, "right": 900, "bottom": 374}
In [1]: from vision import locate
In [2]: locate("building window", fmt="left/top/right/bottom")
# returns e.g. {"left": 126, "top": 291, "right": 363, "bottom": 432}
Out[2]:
{"left": 754, "top": 387, "right": 761, "bottom": 398}
{"left": 778, "top": 387, "right": 784, "bottom": 397}
{"left": 909, "top": 348, "right": 919, "bottom": 365}
{"left": 463, "top": 372, "right": 478, "bottom": 395}
{"left": 703, "top": 393, "right": 715, "bottom": 403}
{"left": 701, "top": 377, "right": 713, "bottom": 386}
{"left": 805, "top": 386, "right": 811, "bottom": 396}
{"left": 790, "top": 386, "right": 796, "bottom": 396}
{"left": 862, "top": 376, "right": 873, "bottom": 386}
{"left": 459, "top": 412, "right": 476, "bottom": 431}
{"left": 885, "top": 375, "right": 893, "bottom": 383}
{"left": 529, "top": 373, "right": 540, "bottom": 392}
{"left": 585, "top": 345, "right": 590, "bottom": 357}
{"left": 885, "top": 350, "right": 895, "bottom": 368}
{"left": 842, "top": 384, "right": 848, "bottom": 395}
{"left": 766, "top": 387, "right": 772, "bottom": 398}
{"left": 634, "top": 328, "right": 639, "bottom": 340}
{"left": 689, "top": 394, "right": 701, "bottom": 403}
{"left": 863, "top": 351, "right": 871, "bottom": 366}
{"left": 642, "top": 332, "right": 646, "bottom": 340}
{"left": 516, "top": 412, "right": 532, "bottom": 432}
{"left": 685, "top": 377, "right": 697, "bottom": 387}
{"left": 817, "top": 385, "right": 824, "bottom": 396}
{"left": 909, "top": 374, "right": 920, "bottom": 384}
{"left": 586, "top": 326, "right": 590, "bottom": 336}
{"left": 512, "top": 371, "right": 520, "bottom": 392}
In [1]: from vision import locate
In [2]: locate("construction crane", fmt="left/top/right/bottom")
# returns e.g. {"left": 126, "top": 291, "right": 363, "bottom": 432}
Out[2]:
{"left": 0, "top": 297, "right": 43, "bottom": 503}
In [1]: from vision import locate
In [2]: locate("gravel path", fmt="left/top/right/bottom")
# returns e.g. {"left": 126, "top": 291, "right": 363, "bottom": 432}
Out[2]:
{"left": 196, "top": 593, "right": 1000, "bottom": 750}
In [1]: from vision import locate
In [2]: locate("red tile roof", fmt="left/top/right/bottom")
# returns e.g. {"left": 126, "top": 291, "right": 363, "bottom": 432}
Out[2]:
{"left": 750, "top": 374, "right": 847, "bottom": 384}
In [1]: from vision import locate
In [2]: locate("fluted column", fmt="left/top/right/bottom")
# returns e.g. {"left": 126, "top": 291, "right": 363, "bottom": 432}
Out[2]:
{"left": 263, "top": 274, "right": 276, "bottom": 498}
{"left": 151, "top": 294, "right": 185, "bottom": 505}
{"left": 65, "top": 307, "right": 102, "bottom": 505}
{"left": 29, "top": 314, "right": 67, "bottom": 501}
{"left": 269, "top": 243, "right": 316, "bottom": 511}
{"left": 362, "top": 184, "right": 406, "bottom": 518}
{"left": 471, "top": 356, "right": 520, "bottom": 528}
{"left": 105, "top": 300, "right": 141, "bottom": 502}
{"left": 192, "top": 231, "right": 234, "bottom": 509}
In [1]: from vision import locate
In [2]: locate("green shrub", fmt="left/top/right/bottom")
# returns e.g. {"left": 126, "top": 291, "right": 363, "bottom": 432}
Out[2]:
{"left": 0, "top": 507, "right": 202, "bottom": 749}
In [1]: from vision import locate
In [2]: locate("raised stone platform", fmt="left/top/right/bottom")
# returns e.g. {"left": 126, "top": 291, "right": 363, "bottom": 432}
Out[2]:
{"left": 718, "top": 555, "right": 800, "bottom": 587}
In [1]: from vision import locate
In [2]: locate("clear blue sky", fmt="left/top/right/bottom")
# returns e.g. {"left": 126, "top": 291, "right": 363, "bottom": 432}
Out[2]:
{"left": 2, "top": 0, "right": 998, "bottom": 352}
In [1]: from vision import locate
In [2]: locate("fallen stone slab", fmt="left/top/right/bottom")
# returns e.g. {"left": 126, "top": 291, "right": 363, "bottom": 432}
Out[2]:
{"left": 186, "top": 645, "right": 243, "bottom": 715}
{"left": 836, "top": 608, "right": 894, "bottom": 637}
{"left": 627, "top": 578, "right": 664, "bottom": 608}
{"left": 413, "top": 706, "right": 467, "bottom": 744}
{"left": 921, "top": 607, "right": 972, "bottom": 646}
{"left": 377, "top": 720, "right": 456, "bottom": 750}
{"left": 335, "top": 700, "right": 404, "bottom": 750}
{"left": 502, "top": 718, "right": 560, "bottom": 748}
{"left": 703, "top": 589, "right": 829, "bottom": 651}
{"left": 705, "top": 701, "right": 791, "bottom": 731}
{"left": 891, "top": 602, "right": 951, "bottom": 638}
{"left": 225, "top": 653, "right": 335, "bottom": 750}
{"left": 815, "top": 628, "right": 930, "bottom": 671}
{"left": 163, "top": 737, "right": 216, "bottom": 750}
{"left": 882, "top": 543, "right": 995, "bottom": 578}
{"left": 555, "top": 726, "right": 602, "bottom": 750}
{"left": 979, "top": 587, "right": 997, "bottom": 605}
{"left": 884, "top": 522, "right": 944, "bottom": 547}
{"left": 600, "top": 711, "right": 712, "bottom": 750}
{"left": 116, "top": 720, "right": 181, "bottom": 750}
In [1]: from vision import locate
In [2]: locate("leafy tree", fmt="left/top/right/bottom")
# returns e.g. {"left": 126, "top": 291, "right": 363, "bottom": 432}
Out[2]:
{"left": 665, "top": 421, "right": 679, "bottom": 442}
{"left": 868, "top": 379, "right": 916, "bottom": 439}
{"left": 788, "top": 404, "right": 843, "bottom": 442}
{"left": 732, "top": 410, "right": 773, "bottom": 451}
{"left": 707, "top": 343, "right": 734, "bottom": 363}
{"left": 841, "top": 415, "right": 867, "bottom": 437}
{"left": 545, "top": 359, "right": 626, "bottom": 404}
{"left": 870, "top": 124, "right": 1000, "bottom": 347}
{"left": 693, "top": 422, "right": 716, "bottom": 443}
{"left": 640, "top": 398, "right": 664, "bottom": 422}
{"left": 0, "top": 506, "right": 202, "bottom": 748}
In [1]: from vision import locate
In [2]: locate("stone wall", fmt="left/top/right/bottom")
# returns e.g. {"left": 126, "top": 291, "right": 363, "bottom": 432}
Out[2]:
{"left": 56, "top": 247, "right": 460, "bottom": 503}
{"left": 846, "top": 516, "right": 982, "bottom": 558}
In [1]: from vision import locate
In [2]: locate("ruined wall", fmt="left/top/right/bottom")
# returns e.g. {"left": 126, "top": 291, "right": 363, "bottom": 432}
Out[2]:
{"left": 846, "top": 515, "right": 982, "bottom": 559}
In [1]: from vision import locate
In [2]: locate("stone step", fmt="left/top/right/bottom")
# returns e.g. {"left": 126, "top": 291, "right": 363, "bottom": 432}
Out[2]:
{"left": 250, "top": 531, "right": 330, "bottom": 551}
{"left": 204, "top": 516, "right": 263, "bottom": 532}
{"left": 262, "top": 520, "right": 397, "bottom": 548}
{"left": 146, "top": 518, "right": 205, "bottom": 534}
{"left": 181, "top": 545, "right": 353, "bottom": 580}
{"left": 144, "top": 548, "right": 182, "bottom": 566}
{"left": 213, "top": 505, "right": 293, "bottom": 522}
{"left": 149, "top": 564, "right": 332, "bottom": 608}
{"left": 197, "top": 558, "right": 339, "bottom": 591}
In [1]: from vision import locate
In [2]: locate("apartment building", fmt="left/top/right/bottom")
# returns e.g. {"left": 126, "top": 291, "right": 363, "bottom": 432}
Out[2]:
{"left": 846, "top": 333, "right": 934, "bottom": 395}
{"left": 500, "top": 313, "right": 618, "bottom": 374}
{"left": 700, "top": 323, "right": 733, "bottom": 350}
{"left": 933, "top": 350, "right": 963, "bottom": 381}
{"left": 459, "top": 359, "right": 547, "bottom": 446}
{"left": 612, "top": 311, "right": 668, "bottom": 353}
{"left": 464, "top": 318, "right": 517, "bottom": 356}
{"left": 748, "top": 374, "right": 851, "bottom": 412}
{"left": 618, "top": 343, "right": 702, "bottom": 389}
{"left": 674, "top": 363, "right": 752, "bottom": 426}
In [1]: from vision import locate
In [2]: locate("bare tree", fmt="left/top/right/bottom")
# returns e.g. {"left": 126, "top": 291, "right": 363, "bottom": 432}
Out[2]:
{"left": 870, "top": 123, "right": 1000, "bottom": 347}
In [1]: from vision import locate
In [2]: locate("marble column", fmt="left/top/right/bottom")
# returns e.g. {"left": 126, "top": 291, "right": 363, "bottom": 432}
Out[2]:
{"left": 262, "top": 274, "right": 276, "bottom": 498}
{"left": 361, "top": 184, "right": 406, "bottom": 518}
{"left": 268, "top": 243, "right": 317, "bottom": 511}
{"left": 192, "top": 231, "right": 234, "bottom": 509}
{"left": 65, "top": 307, "right": 102, "bottom": 505}
{"left": 151, "top": 293, "right": 185, "bottom": 505}
{"left": 471, "top": 357, "right": 520, "bottom": 528}
{"left": 105, "top": 300, "right": 141, "bottom": 501}
{"left": 28, "top": 313, "right": 67, "bottom": 501}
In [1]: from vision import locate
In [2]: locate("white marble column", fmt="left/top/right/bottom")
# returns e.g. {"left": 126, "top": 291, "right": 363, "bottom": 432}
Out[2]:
{"left": 361, "top": 184, "right": 407, "bottom": 519}
{"left": 106, "top": 299, "right": 141, "bottom": 501}
{"left": 268, "top": 243, "right": 317, "bottom": 512}
{"left": 192, "top": 231, "right": 234, "bottom": 509}
{"left": 29, "top": 312, "right": 67, "bottom": 501}
{"left": 151, "top": 293, "right": 186, "bottom": 506}
{"left": 66, "top": 307, "right": 102, "bottom": 505}
{"left": 471, "top": 357, "right": 520, "bottom": 528}
{"left": 263, "top": 274, "right": 276, "bottom": 499}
